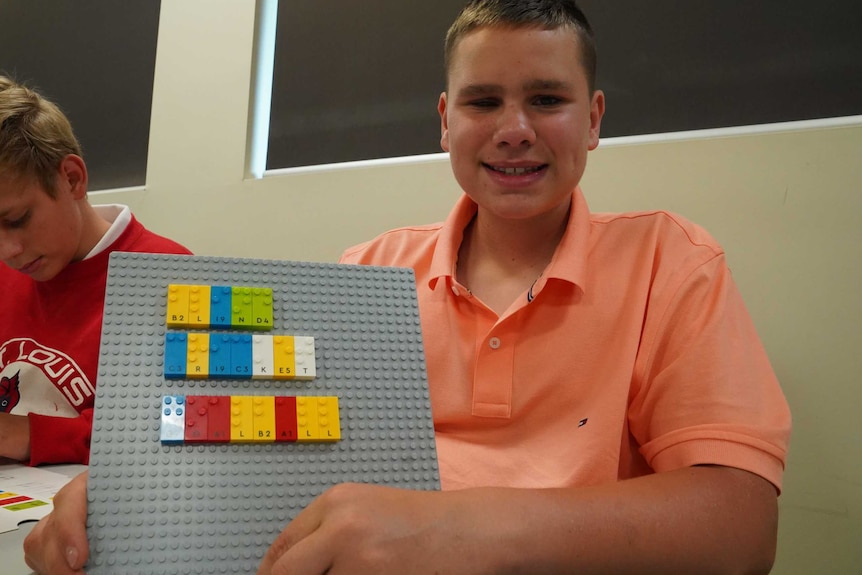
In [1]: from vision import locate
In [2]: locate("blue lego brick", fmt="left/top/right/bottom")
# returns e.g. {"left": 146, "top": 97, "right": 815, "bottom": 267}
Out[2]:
{"left": 163, "top": 333, "right": 187, "bottom": 379}
{"left": 210, "top": 285, "right": 233, "bottom": 329}
{"left": 228, "top": 333, "right": 253, "bottom": 378}
{"left": 208, "top": 333, "right": 232, "bottom": 378}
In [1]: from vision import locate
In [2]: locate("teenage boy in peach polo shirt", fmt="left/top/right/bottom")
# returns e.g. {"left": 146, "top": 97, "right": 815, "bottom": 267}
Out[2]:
{"left": 25, "top": 1, "right": 790, "bottom": 574}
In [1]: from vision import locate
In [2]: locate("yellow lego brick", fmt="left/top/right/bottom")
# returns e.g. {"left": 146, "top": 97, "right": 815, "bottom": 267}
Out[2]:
{"left": 316, "top": 396, "right": 341, "bottom": 442}
{"left": 295, "top": 396, "right": 319, "bottom": 442}
{"left": 229, "top": 396, "right": 254, "bottom": 443}
{"left": 187, "top": 285, "right": 211, "bottom": 328}
{"left": 251, "top": 396, "right": 276, "bottom": 443}
{"left": 186, "top": 333, "right": 210, "bottom": 379}
{"left": 273, "top": 335, "right": 296, "bottom": 380}
{"left": 166, "top": 284, "right": 191, "bottom": 328}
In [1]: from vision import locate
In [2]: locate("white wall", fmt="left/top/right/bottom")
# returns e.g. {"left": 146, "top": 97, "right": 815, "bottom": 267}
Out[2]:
{"left": 91, "top": 1, "right": 862, "bottom": 572}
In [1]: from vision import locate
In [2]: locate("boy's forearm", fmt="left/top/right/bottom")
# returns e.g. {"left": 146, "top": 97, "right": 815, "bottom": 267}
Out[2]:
{"left": 0, "top": 413, "right": 31, "bottom": 461}
{"left": 458, "top": 466, "right": 777, "bottom": 575}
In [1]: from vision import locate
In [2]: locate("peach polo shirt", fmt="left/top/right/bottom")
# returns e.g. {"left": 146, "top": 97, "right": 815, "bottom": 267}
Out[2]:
{"left": 340, "top": 188, "right": 791, "bottom": 492}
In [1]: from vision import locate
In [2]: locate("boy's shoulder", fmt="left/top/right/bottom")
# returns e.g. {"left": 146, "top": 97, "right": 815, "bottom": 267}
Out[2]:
{"left": 119, "top": 215, "right": 192, "bottom": 256}
{"left": 339, "top": 223, "right": 444, "bottom": 266}
{"left": 590, "top": 209, "right": 724, "bottom": 254}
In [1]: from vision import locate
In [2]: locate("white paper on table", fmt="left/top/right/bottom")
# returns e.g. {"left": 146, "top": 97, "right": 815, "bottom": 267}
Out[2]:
{"left": 0, "top": 463, "right": 74, "bottom": 533}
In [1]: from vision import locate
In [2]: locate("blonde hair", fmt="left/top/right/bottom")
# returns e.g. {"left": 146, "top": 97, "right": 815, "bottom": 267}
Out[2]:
{"left": 0, "top": 75, "right": 82, "bottom": 197}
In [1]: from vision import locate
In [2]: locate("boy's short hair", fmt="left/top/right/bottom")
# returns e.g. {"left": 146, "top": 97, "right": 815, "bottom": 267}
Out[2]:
{"left": 0, "top": 75, "right": 82, "bottom": 197}
{"left": 444, "top": 0, "right": 597, "bottom": 93}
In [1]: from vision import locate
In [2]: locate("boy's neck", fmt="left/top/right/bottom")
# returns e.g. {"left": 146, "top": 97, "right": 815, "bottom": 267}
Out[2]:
{"left": 456, "top": 200, "right": 570, "bottom": 315}
{"left": 73, "top": 201, "right": 113, "bottom": 261}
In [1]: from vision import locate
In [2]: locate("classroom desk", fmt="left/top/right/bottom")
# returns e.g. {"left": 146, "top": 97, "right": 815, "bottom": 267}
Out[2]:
{"left": 0, "top": 464, "right": 85, "bottom": 575}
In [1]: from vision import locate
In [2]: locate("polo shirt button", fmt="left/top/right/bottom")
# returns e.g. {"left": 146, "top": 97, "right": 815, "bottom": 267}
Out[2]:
{"left": 451, "top": 286, "right": 460, "bottom": 296}
{"left": 489, "top": 337, "right": 501, "bottom": 349}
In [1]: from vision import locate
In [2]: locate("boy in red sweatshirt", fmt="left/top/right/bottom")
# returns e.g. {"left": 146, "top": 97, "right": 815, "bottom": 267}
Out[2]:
{"left": 0, "top": 75, "right": 191, "bottom": 465}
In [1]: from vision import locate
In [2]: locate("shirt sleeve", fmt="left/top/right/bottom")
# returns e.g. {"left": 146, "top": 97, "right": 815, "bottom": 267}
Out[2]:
{"left": 27, "top": 409, "right": 93, "bottom": 466}
{"left": 630, "top": 253, "right": 791, "bottom": 491}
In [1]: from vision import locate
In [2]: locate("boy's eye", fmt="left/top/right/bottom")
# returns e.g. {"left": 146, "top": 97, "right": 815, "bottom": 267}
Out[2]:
{"left": 468, "top": 98, "right": 499, "bottom": 109}
{"left": 533, "top": 95, "right": 562, "bottom": 106}
{"left": 3, "top": 211, "right": 30, "bottom": 229}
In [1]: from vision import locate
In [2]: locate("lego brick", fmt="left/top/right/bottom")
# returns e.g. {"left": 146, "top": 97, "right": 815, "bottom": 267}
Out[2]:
{"left": 165, "top": 331, "right": 315, "bottom": 382}
{"left": 165, "top": 394, "right": 336, "bottom": 446}
{"left": 184, "top": 395, "right": 209, "bottom": 443}
{"left": 274, "top": 396, "right": 297, "bottom": 442}
{"left": 163, "top": 332, "right": 187, "bottom": 379}
{"left": 187, "top": 284, "right": 211, "bottom": 328}
{"left": 165, "top": 284, "right": 190, "bottom": 328}
{"left": 205, "top": 396, "right": 231, "bottom": 443}
{"left": 186, "top": 333, "right": 210, "bottom": 379}
{"left": 294, "top": 336, "right": 316, "bottom": 380}
{"left": 231, "top": 287, "right": 254, "bottom": 329}
{"left": 252, "top": 334, "right": 274, "bottom": 379}
{"left": 160, "top": 395, "right": 185, "bottom": 444}
{"left": 228, "top": 334, "right": 253, "bottom": 378}
{"left": 251, "top": 396, "right": 276, "bottom": 442}
{"left": 316, "top": 396, "right": 341, "bottom": 442}
{"left": 208, "top": 334, "right": 231, "bottom": 378}
{"left": 272, "top": 335, "right": 296, "bottom": 379}
{"left": 295, "top": 396, "right": 319, "bottom": 442}
{"left": 251, "top": 288, "right": 274, "bottom": 330}
{"left": 229, "top": 395, "right": 254, "bottom": 443}
{"left": 171, "top": 284, "right": 278, "bottom": 330}
{"left": 88, "top": 253, "right": 439, "bottom": 575}
{"left": 210, "top": 286, "right": 233, "bottom": 329}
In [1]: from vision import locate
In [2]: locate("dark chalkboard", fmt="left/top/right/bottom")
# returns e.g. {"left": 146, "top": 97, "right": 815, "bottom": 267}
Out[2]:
{"left": 266, "top": 1, "right": 862, "bottom": 170}
{"left": 0, "top": 0, "right": 160, "bottom": 190}
{"left": 580, "top": 0, "right": 862, "bottom": 136}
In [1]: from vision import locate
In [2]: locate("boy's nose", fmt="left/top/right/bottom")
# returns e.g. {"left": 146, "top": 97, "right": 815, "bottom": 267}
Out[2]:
{"left": 494, "top": 104, "right": 536, "bottom": 148}
{"left": 0, "top": 234, "right": 25, "bottom": 263}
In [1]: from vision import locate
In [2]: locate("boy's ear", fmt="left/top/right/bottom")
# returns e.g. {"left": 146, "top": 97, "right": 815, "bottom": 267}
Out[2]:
{"left": 587, "top": 90, "right": 605, "bottom": 151}
{"left": 57, "top": 154, "right": 88, "bottom": 199}
{"left": 438, "top": 91, "right": 451, "bottom": 153}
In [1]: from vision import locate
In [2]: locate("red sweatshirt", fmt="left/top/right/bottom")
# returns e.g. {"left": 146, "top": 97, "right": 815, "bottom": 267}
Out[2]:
{"left": 0, "top": 213, "right": 191, "bottom": 465}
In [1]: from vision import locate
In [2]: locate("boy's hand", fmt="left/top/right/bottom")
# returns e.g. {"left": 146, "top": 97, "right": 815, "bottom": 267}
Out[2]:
{"left": 24, "top": 471, "right": 89, "bottom": 574}
{"left": 257, "top": 483, "right": 482, "bottom": 575}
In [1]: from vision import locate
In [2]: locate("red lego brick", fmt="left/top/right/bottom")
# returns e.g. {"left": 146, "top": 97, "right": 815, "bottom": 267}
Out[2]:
{"left": 206, "top": 396, "right": 231, "bottom": 443}
{"left": 184, "top": 396, "right": 209, "bottom": 443}
{"left": 274, "top": 396, "right": 297, "bottom": 442}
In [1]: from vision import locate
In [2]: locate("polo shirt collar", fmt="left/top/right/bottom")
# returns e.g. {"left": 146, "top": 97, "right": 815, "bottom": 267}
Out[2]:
{"left": 426, "top": 193, "right": 477, "bottom": 290}
{"left": 544, "top": 187, "right": 591, "bottom": 289}
{"left": 427, "top": 188, "right": 592, "bottom": 291}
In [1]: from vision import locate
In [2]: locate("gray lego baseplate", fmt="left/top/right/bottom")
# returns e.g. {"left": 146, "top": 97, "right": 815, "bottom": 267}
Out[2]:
{"left": 86, "top": 252, "right": 440, "bottom": 574}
